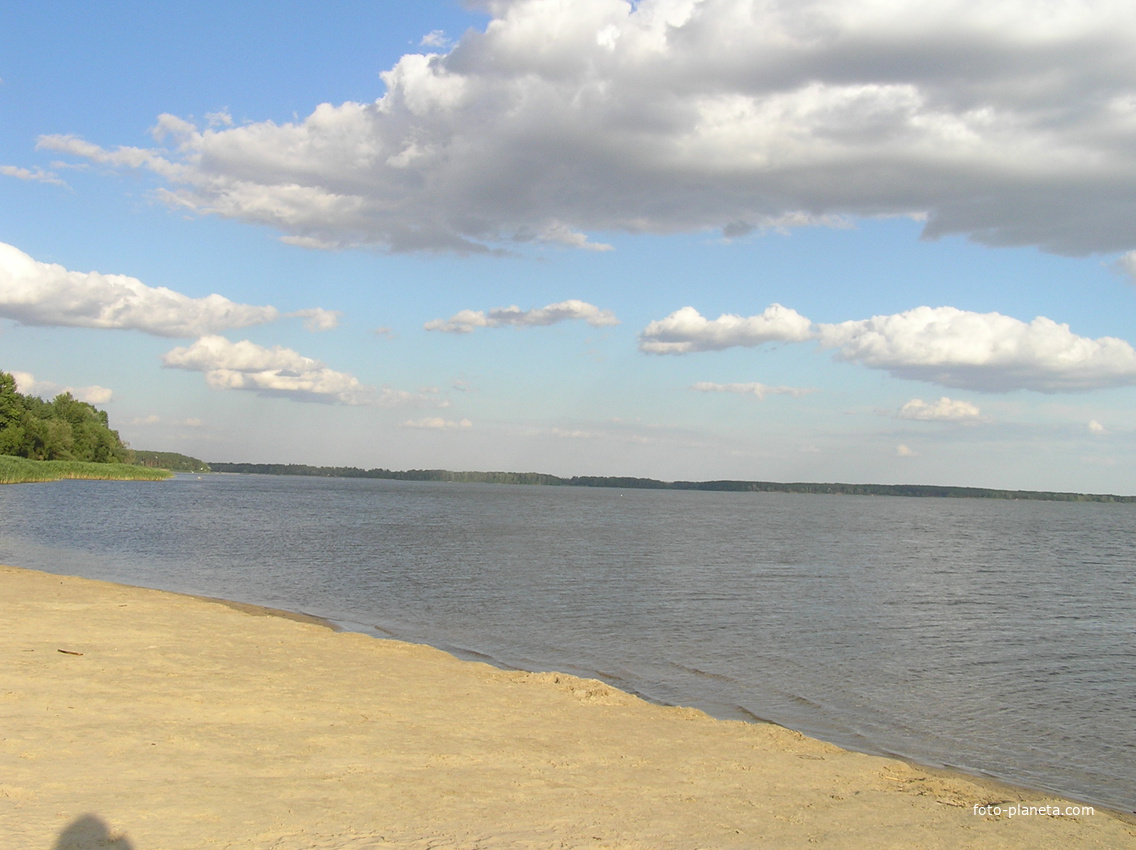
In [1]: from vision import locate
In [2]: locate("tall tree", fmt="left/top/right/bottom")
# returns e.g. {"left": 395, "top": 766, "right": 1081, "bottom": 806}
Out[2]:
{"left": 0, "top": 371, "right": 131, "bottom": 463}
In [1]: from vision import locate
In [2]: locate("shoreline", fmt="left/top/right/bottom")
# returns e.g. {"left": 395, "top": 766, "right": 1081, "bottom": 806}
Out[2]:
{"left": 4, "top": 563, "right": 1134, "bottom": 849}
{"left": 203, "top": 591, "right": 1127, "bottom": 817}
{"left": 143, "top": 598, "right": 1136, "bottom": 822}
{"left": 0, "top": 456, "right": 173, "bottom": 485}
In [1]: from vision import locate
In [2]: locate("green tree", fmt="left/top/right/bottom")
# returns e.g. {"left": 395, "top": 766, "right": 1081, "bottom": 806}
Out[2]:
{"left": 0, "top": 372, "right": 26, "bottom": 455}
{"left": 0, "top": 371, "right": 131, "bottom": 463}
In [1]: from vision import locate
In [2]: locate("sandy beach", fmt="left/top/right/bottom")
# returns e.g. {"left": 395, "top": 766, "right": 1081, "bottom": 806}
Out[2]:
{"left": 3, "top": 564, "right": 1133, "bottom": 849}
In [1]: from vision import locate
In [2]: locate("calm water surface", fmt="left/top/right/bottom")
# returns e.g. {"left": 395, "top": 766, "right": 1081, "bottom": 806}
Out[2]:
{"left": 1, "top": 474, "right": 1133, "bottom": 811}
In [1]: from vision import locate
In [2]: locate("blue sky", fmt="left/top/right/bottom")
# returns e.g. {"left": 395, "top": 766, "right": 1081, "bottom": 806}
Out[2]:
{"left": 2, "top": 0, "right": 1135, "bottom": 493}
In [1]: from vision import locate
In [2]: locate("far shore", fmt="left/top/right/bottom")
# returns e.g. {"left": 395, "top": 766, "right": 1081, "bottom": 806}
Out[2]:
{"left": 4, "top": 563, "right": 1133, "bottom": 849}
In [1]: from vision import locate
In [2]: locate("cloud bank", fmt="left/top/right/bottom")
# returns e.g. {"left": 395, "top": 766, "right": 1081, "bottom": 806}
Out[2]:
{"left": 39, "top": 0, "right": 1136, "bottom": 256}
{"left": 0, "top": 242, "right": 331, "bottom": 337}
{"left": 425, "top": 299, "right": 618, "bottom": 333}
{"left": 643, "top": 303, "right": 1136, "bottom": 392}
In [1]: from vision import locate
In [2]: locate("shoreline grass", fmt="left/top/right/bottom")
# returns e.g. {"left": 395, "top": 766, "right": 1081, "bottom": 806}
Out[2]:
{"left": 0, "top": 455, "right": 173, "bottom": 485}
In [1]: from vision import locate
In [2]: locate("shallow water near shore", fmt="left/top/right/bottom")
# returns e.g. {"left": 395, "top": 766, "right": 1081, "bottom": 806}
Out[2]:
{"left": 2, "top": 473, "right": 1133, "bottom": 811}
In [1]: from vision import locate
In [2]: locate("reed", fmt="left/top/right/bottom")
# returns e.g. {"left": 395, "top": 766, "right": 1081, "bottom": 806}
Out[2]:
{"left": 0, "top": 455, "right": 173, "bottom": 485}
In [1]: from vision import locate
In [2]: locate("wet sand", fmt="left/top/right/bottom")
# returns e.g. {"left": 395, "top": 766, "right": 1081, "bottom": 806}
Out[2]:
{"left": 3, "top": 564, "right": 1133, "bottom": 849}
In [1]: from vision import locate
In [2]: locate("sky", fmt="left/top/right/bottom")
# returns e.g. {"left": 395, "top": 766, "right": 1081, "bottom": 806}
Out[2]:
{"left": 2, "top": 0, "right": 1135, "bottom": 494}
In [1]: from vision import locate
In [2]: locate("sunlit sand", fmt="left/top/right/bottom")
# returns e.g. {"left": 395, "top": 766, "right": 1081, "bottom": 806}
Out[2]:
{"left": 4, "top": 564, "right": 1132, "bottom": 849}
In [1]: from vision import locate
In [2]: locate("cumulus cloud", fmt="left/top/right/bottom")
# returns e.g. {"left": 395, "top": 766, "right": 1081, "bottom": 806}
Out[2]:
{"left": 898, "top": 396, "right": 982, "bottom": 421}
{"left": 425, "top": 299, "right": 618, "bottom": 333}
{"left": 11, "top": 371, "right": 113, "bottom": 404}
{"left": 0, "top": 242, "right": 339, "bottom": 337}
{"left": 896, "top": 444, "right": 919, "bottom": 457}
{"left": 639, "top": 304, "right": 813, "bottom": 353}
{"left": 643, "top": 301, "right": 1136, "bottom": 392}
{"left": 0, "top": 164, "right": 67, "bottom": 187}
{"left": 0, "top": 241, "right": 281, "bottom": 337}
{"left": 39, "top": 0, "right": 1136, "bottom": 256}
{"left": 290, "top": 307, "right": 342, "bottom": 331}
{"left": 402, "top": 416, "right": 472, "bottom": 429}
{"left": 1117, "top": 252, "right": 1136, "bottom": 282}
{"left": 1088, "top": 419, "right": 1106, "bottom": 434}
{"left": 161, "top": 336, "right": 376, "bottom": 404}
{"left": 691, "top": 381, "right": 814, "bottom": 400}
{"left": 820, "top": 306, "right": 1136, "bottom": 392}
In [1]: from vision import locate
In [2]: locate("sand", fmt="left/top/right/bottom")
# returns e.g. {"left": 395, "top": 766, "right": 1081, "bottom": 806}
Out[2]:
{"left": 2, "top": 564, "right": 1133, "bottom": 850}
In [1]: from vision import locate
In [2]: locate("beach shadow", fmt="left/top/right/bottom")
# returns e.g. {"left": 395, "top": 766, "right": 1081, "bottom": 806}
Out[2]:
{"left": 51, "top": 814, "right": 135, "bottom": 849}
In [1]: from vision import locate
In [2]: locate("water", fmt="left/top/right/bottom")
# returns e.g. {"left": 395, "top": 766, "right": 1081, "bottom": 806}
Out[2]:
{"left": 1, "top": 473, "right": 1133, "bottom": 811}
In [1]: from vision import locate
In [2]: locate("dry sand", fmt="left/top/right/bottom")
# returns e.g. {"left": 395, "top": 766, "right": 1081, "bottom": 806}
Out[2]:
{"left": 3, "top": 564, "right": 1133, "bottom": 850}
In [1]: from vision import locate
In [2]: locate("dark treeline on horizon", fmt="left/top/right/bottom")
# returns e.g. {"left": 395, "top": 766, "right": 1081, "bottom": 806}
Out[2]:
{"left": 132, "top": 450, "right": 211, "bottom": 473}
{"left": 207, "top": 462, "right": 1136, "bottom": 503}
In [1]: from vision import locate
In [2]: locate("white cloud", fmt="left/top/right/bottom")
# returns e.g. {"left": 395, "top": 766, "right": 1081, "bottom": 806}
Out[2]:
{"left": 39, "top": 0, "right": 1136, "bottom": 256}
{"left": 204, "top": 110, "right": 234, "bottom": 128}
{"left": 820, "top": 306, "right": 1136, "bottom": 392}
{"left": 1117, "top": 251, "right": 1136, "bottom": 282}
{"left": 68, "top": 384, "right": 114, "bottom": 404}
{"left": 0, "top": 241, "right": 339, "bottom": 337}
{"left": 898, "top": 396, "right": 982, "bottom": 421}
{"left": 78, "top": 386, "right": 114, "bottom": 404}
{"left": 691, "top": 381, "right": 815, "bottom": 400}
{"left": 420, "top": 30, "right": 452, "bottom": 49}
{"left": 520, "top": 423, "right": 656, "bottom": 445}
{"left": 161, "top": 336, "right": 375, "bottom": 405}
{"left": 639, "top": 304, "right": 813, "bottom": 353}
{"left": 644, "top": 301, "right": 1136, "bottom": 392}
{"left": 377, "top": 387, "right": 451, "bottom": 408}
{"left": 0, "top": 165, "right": 67, "bottom": 187}
{"left": 290, "top": 307, "right": 342, "bottom": 331}
{"left": 11, "top": 371, "right": 113, "bottom": 404}
{"left": 896, "top": 443, "right": 919, "bottom": 457}
{"left": 1088, "top": 419, "right": 1106, "bottom": 434}
{"left": 425, "top": 299, "right": 618, "bottom": 333}
{"left": 0, "top": 241, "right": 279, "bottom": 337}
{"left": 402, "top": 416, "right": 472, "bottom": 429}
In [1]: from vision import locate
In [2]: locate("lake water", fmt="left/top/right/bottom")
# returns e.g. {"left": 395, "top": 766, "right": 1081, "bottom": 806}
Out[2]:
{"left": 1, "top": 473, "right": 1133, "bottom": 812}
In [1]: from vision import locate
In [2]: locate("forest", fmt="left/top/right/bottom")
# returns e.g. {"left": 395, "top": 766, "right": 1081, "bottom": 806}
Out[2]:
{"left": 208, "top": 462, "right": 1136, "bottom": 502}
{"left": 0, "top": 370, "right": 132, "bottom": 463}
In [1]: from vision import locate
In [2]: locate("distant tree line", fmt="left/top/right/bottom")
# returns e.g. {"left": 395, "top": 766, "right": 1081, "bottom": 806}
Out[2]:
{"left": 207, "top": 461, "right": 1135, "bottom": 502}
{"left": 132, "top": 450, "right": 210, "bottom": 473}
{"left": 0, "top": 371, "right": 131, "bottom": 463}
{"left": 209, "top": 462, "right": 562, "bottom": 486}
